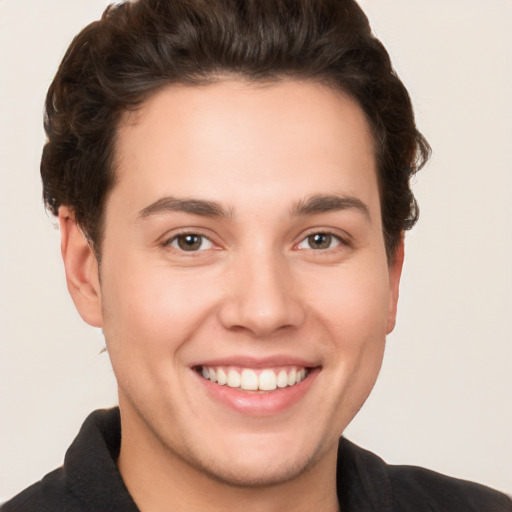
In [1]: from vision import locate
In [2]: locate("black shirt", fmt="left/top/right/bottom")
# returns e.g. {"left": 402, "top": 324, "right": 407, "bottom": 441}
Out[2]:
{"left": 2, "top": 408, "right": 511, "bottom": 511}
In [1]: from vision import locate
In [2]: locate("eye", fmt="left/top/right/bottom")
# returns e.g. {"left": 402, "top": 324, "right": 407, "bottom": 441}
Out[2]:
{"left": 167, "top": 233, "right": 214, "bottom": 252}
{"left": 296, "top": 232, "right": 342, "bottom": 251}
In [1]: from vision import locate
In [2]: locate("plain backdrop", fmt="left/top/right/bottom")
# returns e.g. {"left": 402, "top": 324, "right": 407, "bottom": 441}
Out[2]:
{"left": 1, "top": 0, "right": 511, "bottom": 501}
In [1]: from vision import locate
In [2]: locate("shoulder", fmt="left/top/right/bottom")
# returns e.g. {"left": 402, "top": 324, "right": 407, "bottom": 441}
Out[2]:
{"left": 338, "top": 438, "right": 512, "bottom": 512}
{"left": 0, "top": 468, "right": 78, "bottom": 512}
{"left": 1, "top": 408, "right": 133, "bottom": 512}
{"left": 388, "top": 463, "right": 512, "bottom": 511}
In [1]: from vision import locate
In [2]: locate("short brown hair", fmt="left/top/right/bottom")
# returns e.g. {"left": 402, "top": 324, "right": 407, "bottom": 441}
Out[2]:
{"left": 42, "top": 0, "right": 430, "bottom": 259}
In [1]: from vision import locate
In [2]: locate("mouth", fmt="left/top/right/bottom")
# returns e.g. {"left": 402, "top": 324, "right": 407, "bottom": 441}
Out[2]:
{"left": 192, "top": 358, "right": 320, "bottom": 415}
{"left": 195, "top": 365, "right": 311, "bottom": 392}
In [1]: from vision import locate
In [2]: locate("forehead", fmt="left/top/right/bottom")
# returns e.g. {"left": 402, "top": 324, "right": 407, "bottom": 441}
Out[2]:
{"left": 111, "top": 79, "right": 379, "bottom": 219}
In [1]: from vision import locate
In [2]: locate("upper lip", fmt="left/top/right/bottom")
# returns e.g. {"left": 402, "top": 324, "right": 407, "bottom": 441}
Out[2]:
{"left": 190, "top": 355, "right": 320, "bottom": 369}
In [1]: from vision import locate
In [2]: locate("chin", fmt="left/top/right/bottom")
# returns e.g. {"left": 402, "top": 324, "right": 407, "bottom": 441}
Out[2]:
{"left": 188, "top": 449, "right": 317, "bottom": 489}
{"left": 176, "top": 426, "right": 330, "bottom": 489}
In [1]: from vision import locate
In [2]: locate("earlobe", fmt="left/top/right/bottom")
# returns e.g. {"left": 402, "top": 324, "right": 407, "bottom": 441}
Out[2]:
{"left": 386, "top": 237, "right": 405, "bottom": 334}
{"left": 59, "top": 207, "right": 103, "bottom": 327}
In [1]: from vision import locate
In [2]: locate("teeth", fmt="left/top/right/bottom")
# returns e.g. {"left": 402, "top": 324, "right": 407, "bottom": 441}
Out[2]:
{"left": 240, "top": 369, "right": 258, "bottom": 390}
{"left": 227, "top": 369, "right": 241, "bottom": 388}
{"left": 276, "top": 370, "right": 288, "bottom": 388}
{"left": 199, "top": 365, "right": 309, "bottom": 391}
{"left": 217, "top": 368, "right": 227, "bottom": 385}
{"left": 259, "top": 369, "right": 277, "bottom": 390}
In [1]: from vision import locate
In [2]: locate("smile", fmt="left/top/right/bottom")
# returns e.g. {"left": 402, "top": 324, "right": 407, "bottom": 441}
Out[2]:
{"left": 197, "top": 365, "right": 308, "bottom": 391}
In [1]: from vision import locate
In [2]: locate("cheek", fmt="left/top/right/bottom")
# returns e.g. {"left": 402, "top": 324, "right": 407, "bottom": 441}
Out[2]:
{"left": 305, "top": 261, "right": 391, "bottom": 340}
{"left": 297, "top": 264, "right": 390, "bottom": 432}
{"left": 99, "top": 264, "right": 223, "bottom": 406}
{"left": 100, "top": 261, "right": 220, "bottom": 356}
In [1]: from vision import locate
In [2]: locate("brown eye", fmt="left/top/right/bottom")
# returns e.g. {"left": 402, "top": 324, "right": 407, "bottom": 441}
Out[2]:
{"left": 296, "top": 232, "right": 343, "bottom": 251}
{"left": 307, "top": 233, "right": 333, "bottom": 250}
{"left": 169, "top": 234, "right": 213, "bottom": 252}
{"left": 178, "top": 234, "right": 202, "bottom": 251}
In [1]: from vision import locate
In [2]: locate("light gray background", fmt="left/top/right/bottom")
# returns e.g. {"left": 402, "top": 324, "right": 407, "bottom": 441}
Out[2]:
{"left": 1, "top": 0, "right": 511, "bottom": 500}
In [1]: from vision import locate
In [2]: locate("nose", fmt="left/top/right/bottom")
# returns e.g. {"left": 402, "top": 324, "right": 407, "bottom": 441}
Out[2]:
{"left": 217, "top": 250, "right": 306, "bottom": 338}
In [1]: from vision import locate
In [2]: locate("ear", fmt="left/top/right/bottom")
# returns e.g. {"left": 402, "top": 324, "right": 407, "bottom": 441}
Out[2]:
{"left": 59, "top": 207, "right": 103, "bottom": 327}
{"left": 386, "top": 236, "right": 404, "bottom": 334}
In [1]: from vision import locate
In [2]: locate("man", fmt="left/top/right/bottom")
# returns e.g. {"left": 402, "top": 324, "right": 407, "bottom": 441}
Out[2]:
{"left": 2, "top": 0, "right": 510, "bottom": 510}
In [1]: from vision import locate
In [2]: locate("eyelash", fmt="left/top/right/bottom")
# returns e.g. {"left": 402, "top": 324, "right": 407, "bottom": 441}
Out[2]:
{"left": 161, "top": 229, "right": 349, "bottom": 254}
{"left": 295, "top": 230, "right": 349, "bottom": 252}
{"left": 162, "top": 232, "right": 215, "bottom": 253}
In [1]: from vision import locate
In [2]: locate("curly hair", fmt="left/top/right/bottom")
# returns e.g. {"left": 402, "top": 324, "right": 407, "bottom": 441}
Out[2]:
{"left": 42, "top": 0, "right": 430, "bottom": 260}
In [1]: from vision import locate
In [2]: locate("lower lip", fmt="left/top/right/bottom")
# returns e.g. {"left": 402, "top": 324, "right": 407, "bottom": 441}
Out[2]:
{"left": 194, "top": 368, "right": 320, "bottom": 416}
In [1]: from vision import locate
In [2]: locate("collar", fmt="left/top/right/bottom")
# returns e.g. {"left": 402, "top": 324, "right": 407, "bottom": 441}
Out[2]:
{"left": 64, "top": 408, "right": 139, "bottom": 511}
{"left": 337, "top": 437, "right": 394, "bottom": 511}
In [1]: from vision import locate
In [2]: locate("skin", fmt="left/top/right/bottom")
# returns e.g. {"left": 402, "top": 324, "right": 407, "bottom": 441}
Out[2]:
{"left": 59, "top": 80, "right": 403, "bottom": 512}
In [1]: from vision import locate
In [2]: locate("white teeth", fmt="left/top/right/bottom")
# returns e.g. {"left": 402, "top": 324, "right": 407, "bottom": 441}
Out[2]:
{"left": 277, "top": 370, "right": 288, "bottom": 388}
{"left": 227, "top": 369, "right": 241, "bottom": 388}
{"left": 217, "top": 368, "right": 227, "bottom": 385}
{"left": 240, "top": 369, "right": 258, "bottom": 391}
{"left": 259, "top": 369, "right": 277, "bottom": 390}
{"left": 200, "top": 366, "right": 309, "bottom": 391}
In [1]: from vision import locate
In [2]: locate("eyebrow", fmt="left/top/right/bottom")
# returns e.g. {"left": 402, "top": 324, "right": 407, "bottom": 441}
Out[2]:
{"left": 291, "top": 194, "right": 370, "bottom": 220}
{"left": 137, "top": 193, "right": 370, "bottom": 221}
{"left": 137, "top": 196, "right": 232, "bottom": 219}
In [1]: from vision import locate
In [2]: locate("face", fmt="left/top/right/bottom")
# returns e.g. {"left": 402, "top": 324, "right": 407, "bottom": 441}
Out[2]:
{"left": 62, "top": 80, "right": 402, "bottom": 489}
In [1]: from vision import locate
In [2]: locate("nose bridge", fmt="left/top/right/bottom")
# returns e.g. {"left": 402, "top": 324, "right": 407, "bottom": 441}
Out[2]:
{"left": 218, "top": 243, "right": 305, "bottom": 337}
